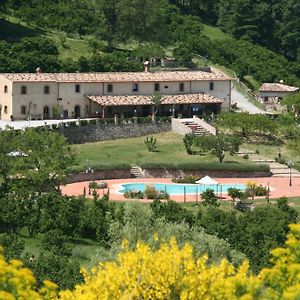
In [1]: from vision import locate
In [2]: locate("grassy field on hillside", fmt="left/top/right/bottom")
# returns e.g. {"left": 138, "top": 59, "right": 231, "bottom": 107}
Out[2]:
{"left": 72, "top": 132, "right": 262, "bottom": 171}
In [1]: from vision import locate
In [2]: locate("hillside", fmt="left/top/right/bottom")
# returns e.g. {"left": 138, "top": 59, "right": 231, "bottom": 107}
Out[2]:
{"left": 0, "top": 0, "right": 299, "bottom": 87}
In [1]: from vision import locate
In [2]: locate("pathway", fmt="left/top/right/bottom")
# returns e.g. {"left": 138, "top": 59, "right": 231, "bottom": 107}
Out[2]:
{"left": 231, "top": 87, "right": 265, "bottom": 114}
{"left": 238, "top": 148, "right": 300, "bottom": 177}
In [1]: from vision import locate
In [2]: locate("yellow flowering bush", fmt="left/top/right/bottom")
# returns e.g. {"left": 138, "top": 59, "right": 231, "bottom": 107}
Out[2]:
{"left": 4, "top": 225, "right": 300, "bottom": 299}
{"left": 0, "top": 247, "right": 57, "bottom": 300}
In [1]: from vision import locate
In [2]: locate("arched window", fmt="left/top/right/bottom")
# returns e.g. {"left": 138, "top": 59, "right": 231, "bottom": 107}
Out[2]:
{"left": 21, "top": 86, "right": 27, "bottom": 95}
{"left": 4, "top": 106, "right": 8, "bottom": 114}
{"left": 44, "top": 86, "right": 50, "bottom": 94}
{"left": 4, "top": 85, "right": 8, "bottom": 93}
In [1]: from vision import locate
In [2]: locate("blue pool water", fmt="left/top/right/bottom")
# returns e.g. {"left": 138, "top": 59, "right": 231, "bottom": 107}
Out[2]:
{"left": 120, "top": 183, "right": 246, "bottom": 195}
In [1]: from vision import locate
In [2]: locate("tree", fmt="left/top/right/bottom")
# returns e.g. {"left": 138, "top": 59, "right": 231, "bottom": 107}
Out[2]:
{"left": 282, "top": 93, "right": 300, "bottom": 115}
{"left": 201, "top": 189, "right": 219, "bottom": 207}
{"left": 195, "top": 134, "right": 241, "bottom": 163}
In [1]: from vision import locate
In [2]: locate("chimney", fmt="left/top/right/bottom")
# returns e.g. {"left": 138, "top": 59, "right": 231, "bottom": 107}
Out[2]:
{"left": 36, "top": 67, "right": 42, "bottom": 74}
{"left": 144, "top": 61, "right": 150, "bottom": 72}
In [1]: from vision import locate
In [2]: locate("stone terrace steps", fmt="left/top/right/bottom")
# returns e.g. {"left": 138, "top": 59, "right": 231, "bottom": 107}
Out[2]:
{"left": 182, "top": 121, "right": 211, "bottom": 136}
{"left": 130, "top": 165, "right": 145, "bottom": 178}
{"left": 238, "top": 148, "right": 300, "bottom": 178}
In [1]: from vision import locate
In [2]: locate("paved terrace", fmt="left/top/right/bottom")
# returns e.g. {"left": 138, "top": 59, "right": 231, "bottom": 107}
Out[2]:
{"left": 62, "top": 177, "right": 300, "bottom": 203}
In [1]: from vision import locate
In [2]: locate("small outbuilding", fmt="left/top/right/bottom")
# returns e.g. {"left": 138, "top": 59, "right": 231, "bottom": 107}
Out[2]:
{"left": 259, "top": 83, "right": 299, "bottom": 105}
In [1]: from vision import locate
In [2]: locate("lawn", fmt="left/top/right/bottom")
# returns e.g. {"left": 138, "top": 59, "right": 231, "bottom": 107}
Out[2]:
{"left": 242, "top": 142, "right": 300, "bottom": 164}
{"left": 72, "top": 132, "right": 254, "bottom": 171}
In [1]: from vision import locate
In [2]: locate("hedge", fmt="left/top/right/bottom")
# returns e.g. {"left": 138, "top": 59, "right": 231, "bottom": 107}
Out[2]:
{"left": 139, "top": 161, "right": 270, "bottom": 172}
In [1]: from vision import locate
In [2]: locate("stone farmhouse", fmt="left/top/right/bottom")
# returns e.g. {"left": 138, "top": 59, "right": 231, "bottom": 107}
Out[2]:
{"left": 259, "top": 83, "right": 299, "bottom": 105}
{"left": 0, "top": 67, "right": 232, "bottom": 121}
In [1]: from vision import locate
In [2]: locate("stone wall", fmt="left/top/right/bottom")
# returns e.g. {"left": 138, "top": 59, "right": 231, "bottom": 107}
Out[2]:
{"left": 66, "top": 168, "right": 271, "bottom": 184}
{"left": 59, "top": 122, "right": 171, "bottom": 144}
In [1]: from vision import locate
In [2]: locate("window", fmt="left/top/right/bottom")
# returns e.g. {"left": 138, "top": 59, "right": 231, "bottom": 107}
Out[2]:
{"left": 209, "top": 82, "right": 214, "bottom": 91}
{"left": 132, "top": 83, "right": 139, "bottom": 92}
{"left": 44, "top": 85, "right": 50, "bottom": 94}
{"left": 107, "top": 84, "right": 113, "bottom": 93}
{"left": 75, "top": 84, "right": 80, "bottom": 93}
{"left": 21, "top": 86, "right": 27, "bottom": 95}
{"left": 179, "top": 83, "right": 184, "bottom": 92}
{"left": 4, "top": 85, "right": 8, "bottom": 93}
{"left": 164, "top": 85, "right": 169, "bottom": 89}
{"left": 154, "top": 83, "right": 160, "bottom": 92}
{"left": 4, "top": 106, "right": 7, "bottom": 114}
{"left": 21, "top": 105, "right": 26, "bottom": 115}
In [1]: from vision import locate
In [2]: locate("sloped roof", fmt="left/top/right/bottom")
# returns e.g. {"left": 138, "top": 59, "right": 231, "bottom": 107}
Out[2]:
{"left": 259, "top": 83, "right": 299, "bottom": 93}
{"left": 0, "top": 70, "right": 231, "bottom": 83}
{"left": 85, "top": 93, "right": 224, "bottom": 106}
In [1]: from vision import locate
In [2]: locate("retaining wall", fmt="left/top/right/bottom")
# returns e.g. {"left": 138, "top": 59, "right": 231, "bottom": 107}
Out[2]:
{"left": 59, "top": 122, "right": 171, "bottom": 144}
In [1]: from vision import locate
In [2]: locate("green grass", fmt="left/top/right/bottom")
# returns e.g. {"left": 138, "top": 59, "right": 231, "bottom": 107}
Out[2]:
{"left": 20, "top": 230, "right": 100, "bottom": 267}
{"left": 72, "top": 132, "right": 264, "bottom": 172}
{"left": 51, "top": 34, "right": 91, "bottom": 61}
{"left": 242, "top": 142, "right": 300, "bottom": 163}
{"left": 244, "top": 75, "right": 261, "bottom": 93}
{"left": 202, "top": 24, "right": 231, "bottom": 41}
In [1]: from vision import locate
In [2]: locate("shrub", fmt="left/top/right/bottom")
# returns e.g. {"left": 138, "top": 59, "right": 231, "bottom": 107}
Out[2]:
{"left": 255, "top": 185, "right": 268, "bottom": 196}
{"left": 144, "top": 185, "right": 158, "bottom": 199}
{"left": 201, "top": 189, "right": 219, "bottom": 207}
{"left": 255, "top": 149, "right": 260, "bottom": 154}
{"left": 242, "top": 154, "right": 249, "bottom": 159}
{"left": 124, "top": 189, "right": 144, "bottom": 199}
{"left": 275, "top": 157, "right": 286, "bottom": 164}
{"left": 172, "top": 175, "right": 199, "bottom": 184}
{"left": 157, "top": 190, "right": 170, "bottom": 200}
{"left": 144, "top": 136, "right": 157, "bottom": 152}
{"left": 89, "top": 119, "right": 97, "bottom": 125}
{"left": 68, "top": 121, "right": 77, "bottom": 127}
{"left": 80, "top": 120, "right": 88, "bottom": 126}
{"left": 183, "top": 134, "right": 195, "bottom": 155}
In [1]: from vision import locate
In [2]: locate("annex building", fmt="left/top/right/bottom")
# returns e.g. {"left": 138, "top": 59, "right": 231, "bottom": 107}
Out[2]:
{"left": 0, "top": 68, "right": 232, "bottom": 121}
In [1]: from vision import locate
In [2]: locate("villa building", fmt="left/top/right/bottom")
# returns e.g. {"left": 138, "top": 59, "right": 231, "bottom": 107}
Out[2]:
{"left": 0, "top": 67, "right": 232, "bottom": 121}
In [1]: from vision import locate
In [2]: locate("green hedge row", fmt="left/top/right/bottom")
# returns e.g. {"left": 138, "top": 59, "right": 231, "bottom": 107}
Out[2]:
{"left": 139, "top": 161, "right": 270, "bottom": 172}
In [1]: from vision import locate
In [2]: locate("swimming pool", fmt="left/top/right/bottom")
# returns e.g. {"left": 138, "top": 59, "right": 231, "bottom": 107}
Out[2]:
{"left": 120, "top": 183, "right": 246, "bottom": 195}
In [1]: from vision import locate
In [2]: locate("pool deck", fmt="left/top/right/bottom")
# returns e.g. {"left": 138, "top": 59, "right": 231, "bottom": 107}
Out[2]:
{"left": 61, "top": 177, "right": 300, "bottom": 203}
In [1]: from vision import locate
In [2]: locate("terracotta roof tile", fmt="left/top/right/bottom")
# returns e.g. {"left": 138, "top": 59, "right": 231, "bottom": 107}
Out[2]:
{"left": 86, "top": 93, "right": 223, "bottom": 106}
{"left": 0, "top": 70, "right": 231, "bottom": 83}
{"left": 259, "top": 83, "right": 299, "bottom": 92}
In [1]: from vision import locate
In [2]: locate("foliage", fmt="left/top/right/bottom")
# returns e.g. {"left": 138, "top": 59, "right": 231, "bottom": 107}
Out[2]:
{"left": 144, "top": 136, "right": 157, "bottom": 152}
{"left": 201, "top": 189, "right": 219, "bottom": 207}
{"left": 197, "top": 202, "right": 298, "bottom": 272}
{"left": 28, "top": 252, "right": 83, "bottom": 290}
{"left": 282, "top": 93, "right": 300, "bottom": 115}
{"left": 227, "top": 188, "right": 245, "bottom": 202}
{"left": 5, "top": 225, "right": 300, "bottom": 299}
{"left": 172, "top": 175, "right": 199, "bottom": 184}
{"left": 144, "top": 185, "right": 159, "bottom": 199}
{"left": 123, "top": 189, "right": 144, "bottom": 199}
{"left": 195, "top": 134, "right": 241, "bottom": 163}
{"left": 0, "top": 246, "right": 57, "bottom": 299}
{"left": 183, "top": 133, "right": 195, "bottom": 155}
{"left": 0, "top": 233, "right": 24, "bottom": 261}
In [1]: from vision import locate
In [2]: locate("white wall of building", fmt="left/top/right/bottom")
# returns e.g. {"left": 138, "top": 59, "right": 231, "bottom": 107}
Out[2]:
{"left": 1, "top": 75, "right": 232, "bottom": 120}
{"left": 0, "top": 76, "right": 13, "bottom": 120}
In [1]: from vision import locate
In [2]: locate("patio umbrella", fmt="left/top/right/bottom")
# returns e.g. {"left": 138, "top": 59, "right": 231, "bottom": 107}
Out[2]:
{"left": 195, "top": 176, "right": 218, "bottom": 185}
